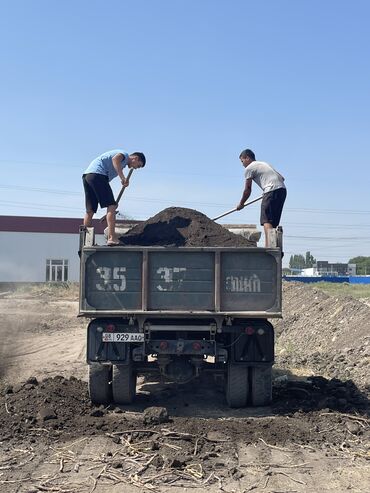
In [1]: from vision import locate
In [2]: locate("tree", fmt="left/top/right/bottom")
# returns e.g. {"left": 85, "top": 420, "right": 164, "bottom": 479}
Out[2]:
{"left": 289, "top": 251, "right": 317, "bottom": 270}
{"left": 289, "top": 254, "right": 306, "bottom": 270}
{"left": 305, "top": 251, "right": 316, "bottom": 268}
{"left": 348, "top": 256, "right": 370, "bottom": 275}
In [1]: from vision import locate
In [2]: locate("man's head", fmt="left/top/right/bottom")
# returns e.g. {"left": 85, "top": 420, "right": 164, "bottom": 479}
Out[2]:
{"left": 129, "top": 152, "right": 146, "bottom": 169}
{"left": 239, "top": 149, "right": 256, "bottom": 167}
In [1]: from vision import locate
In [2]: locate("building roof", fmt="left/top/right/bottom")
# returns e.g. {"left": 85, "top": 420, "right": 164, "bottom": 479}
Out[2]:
{"left": 0, "top": 216, "right": 139, "bottom": 235}
{"left": 0, "top": 215, "right": 258, "bottom": 236}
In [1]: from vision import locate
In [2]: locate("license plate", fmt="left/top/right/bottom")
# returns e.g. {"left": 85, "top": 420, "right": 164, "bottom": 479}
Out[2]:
{"left": 102, "top": 332, "right": 144, "bottom": 342}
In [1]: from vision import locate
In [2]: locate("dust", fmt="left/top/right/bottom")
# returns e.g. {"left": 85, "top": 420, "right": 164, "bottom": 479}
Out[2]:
{"left": 0, "top": 294, "right": 85, "bottom": 385}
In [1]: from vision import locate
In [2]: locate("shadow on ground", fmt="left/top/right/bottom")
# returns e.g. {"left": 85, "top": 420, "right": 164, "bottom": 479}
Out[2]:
{"left": 128, "top": 370, "right": 370, "bottom": 419}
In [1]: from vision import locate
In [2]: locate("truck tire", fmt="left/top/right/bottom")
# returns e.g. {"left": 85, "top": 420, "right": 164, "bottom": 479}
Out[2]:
{"left": 112, "top": 363, "right": 137, "bottom": 405}
{"left": 226, "top": 364, "right": 249, "bottom": 408}
{"left": 250, "top": 366, "right": 272, "bottom": 406}
{"left": 88, "top": 364, "right": 112, "bottom": 405}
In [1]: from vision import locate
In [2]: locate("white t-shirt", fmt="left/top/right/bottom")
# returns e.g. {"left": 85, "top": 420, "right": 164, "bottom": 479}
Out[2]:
{"left": 244, "top": 161, "right": 286, "bottom": 193}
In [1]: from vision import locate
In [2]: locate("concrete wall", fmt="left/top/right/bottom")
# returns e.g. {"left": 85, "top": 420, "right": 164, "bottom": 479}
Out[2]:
{"left": 0, "top": 231, "right": 104, "bottom": 282}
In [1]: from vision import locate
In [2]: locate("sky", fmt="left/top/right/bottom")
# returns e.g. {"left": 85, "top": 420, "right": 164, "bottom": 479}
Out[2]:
{"left": 0, "top": 0, "right": 369, "bottom": 266}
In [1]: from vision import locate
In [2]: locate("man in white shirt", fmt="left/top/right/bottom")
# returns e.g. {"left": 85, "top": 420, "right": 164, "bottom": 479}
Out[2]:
{"left": 237, "top": 149, "right": 287, "bottom": 247}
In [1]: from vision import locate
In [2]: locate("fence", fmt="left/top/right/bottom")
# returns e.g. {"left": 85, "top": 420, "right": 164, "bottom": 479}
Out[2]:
{"left": 283, "top": 276, "right": 370, "bottom": 284}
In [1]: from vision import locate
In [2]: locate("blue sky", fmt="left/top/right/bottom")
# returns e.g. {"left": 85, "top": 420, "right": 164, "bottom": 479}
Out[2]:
{"left": 0, "top": 0, "right": 369, "bottom": 265}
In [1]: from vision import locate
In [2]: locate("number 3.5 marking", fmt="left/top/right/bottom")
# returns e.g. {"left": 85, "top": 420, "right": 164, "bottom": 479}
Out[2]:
{"left": 96, "top": 266, "right": 127, "bottom": 291}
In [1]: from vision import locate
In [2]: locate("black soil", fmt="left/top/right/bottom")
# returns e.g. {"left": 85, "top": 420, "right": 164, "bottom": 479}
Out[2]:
{"left": 1, "top": 375, "right": 368, "bottom": 447}
{"left": 118, "top": 207, "right": 254, "bottom": 247}
{"left": 1, "top": 375, "right": 369, "bottom": 492}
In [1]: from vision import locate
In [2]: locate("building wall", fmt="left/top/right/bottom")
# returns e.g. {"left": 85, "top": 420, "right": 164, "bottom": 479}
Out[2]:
{"left": 0, "top": 220, "right": 260, "bottom": 283}
{"left": 0, "top": 231, "right": 104, "bottom": 282}
{"left": 315, "top": 261, "right": 353, "bottom": 276}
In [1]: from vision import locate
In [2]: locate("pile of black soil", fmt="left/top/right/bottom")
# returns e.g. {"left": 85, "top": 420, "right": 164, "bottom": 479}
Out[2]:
{"left": 118, "top": 207, "right": 255, "bottom": 247}
{"left": 1, "top": 375, "right": 368, "bottom": 447}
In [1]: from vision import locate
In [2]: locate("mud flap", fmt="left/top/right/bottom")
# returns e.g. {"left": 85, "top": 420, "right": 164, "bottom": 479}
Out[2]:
{"left": 87, "top": 321, "right": 129, "bottom": 363}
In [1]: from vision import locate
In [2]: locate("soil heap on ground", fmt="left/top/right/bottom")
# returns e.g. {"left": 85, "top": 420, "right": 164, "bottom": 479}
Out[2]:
{"left": 118, "top": 207, "right": 255, "bottom": 247}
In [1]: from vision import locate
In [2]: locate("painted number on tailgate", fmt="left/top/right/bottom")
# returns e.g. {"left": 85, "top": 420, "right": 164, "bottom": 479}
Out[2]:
{"left": 225, "top": 274, "right": 261, "bottom": 293}
{"left": 96, "top": 267, "right": 127, "bottom": 291}
{"left": 156, "top": 267, "right": 187, "bottom": 292}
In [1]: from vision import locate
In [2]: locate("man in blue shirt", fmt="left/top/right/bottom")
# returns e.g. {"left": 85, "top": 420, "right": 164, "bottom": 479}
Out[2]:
{"left": 83, "top": 150, "right": 146, "bottom": 245}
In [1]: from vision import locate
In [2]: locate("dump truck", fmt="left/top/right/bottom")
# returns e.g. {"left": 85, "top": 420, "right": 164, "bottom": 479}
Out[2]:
{"left": 79, "top": 227, "right": 282, "bottom": 408}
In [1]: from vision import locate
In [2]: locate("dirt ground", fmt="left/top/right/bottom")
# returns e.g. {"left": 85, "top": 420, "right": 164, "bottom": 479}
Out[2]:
{"left": 0, "top": 283, "right": 369, "bottom": 493}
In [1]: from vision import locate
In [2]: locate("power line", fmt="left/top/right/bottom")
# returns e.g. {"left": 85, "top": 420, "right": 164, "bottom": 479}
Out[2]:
{"left": 0, "top": 159, "right": 239, "bottom": 178}
{"left": 284, "top": 222, "right": 370, "bottom": 228}
{"left": 0, "top": 185, "right": 80, "bottom": 196}
{"left": 285, "top": 235, "right": 370, "bottom": 241}
{"left": 0, "top": 184, "right": 237, "bottom": 207}
{"left": 1, "top": 199, "right": 370, "bottom": 242}
{"left": 0, "top": 159, "right": 78, "bottom": 168}
{"left": 287, "top": 208, "right": 370, "bottom": 215}
{"left": 1, "top": 183, "right": 370, "bottom": 215}
{"left": 0, "top": 200, "right": 82, "bottom": 212}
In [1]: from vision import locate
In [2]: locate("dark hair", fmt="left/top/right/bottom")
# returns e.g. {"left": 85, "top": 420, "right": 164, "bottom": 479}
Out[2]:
{"left": 239, "top": 149, "right": 256, "bottom": 161}
{"left": 131, "top": 152, "right": 146, "bottom": 166}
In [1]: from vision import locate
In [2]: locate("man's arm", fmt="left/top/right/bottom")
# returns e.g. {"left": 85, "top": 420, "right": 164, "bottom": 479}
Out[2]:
{"left": 236, "top": 178, "right": 252, "bottom": 210}
{"left": 112, "top": 153, "right": 129, "bottom": 186}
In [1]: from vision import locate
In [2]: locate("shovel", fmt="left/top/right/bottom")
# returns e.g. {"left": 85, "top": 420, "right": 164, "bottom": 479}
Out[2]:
{"left": 100, "top": 168, "right": 134, "bottom": 223}
{"left": 212, "top": 195, "right": 263, "bottom": 221}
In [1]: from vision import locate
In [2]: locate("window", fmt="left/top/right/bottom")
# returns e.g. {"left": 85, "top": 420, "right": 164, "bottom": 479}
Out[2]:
{"left": 46, "top": 259, "right": 69, "bottom": 282}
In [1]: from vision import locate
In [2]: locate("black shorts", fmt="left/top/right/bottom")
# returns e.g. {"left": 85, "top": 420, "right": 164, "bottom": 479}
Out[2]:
{"left": 260, "top": 188, "right": 287, "bottom": 227}
{"left": 82, "top": 173, "right": 116, "bottom": 213}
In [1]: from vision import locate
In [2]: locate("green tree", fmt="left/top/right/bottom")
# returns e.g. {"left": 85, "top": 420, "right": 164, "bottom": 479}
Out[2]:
{"left": 348, "top": 256, "right": 370, "bottom": 275}
{"left": 289, "top": 254, "right": 306, "bottom": 269}
{"left": 305, "top": 251, "right": 316, "bottom": 268}
{"left": 289, "top": 251, "right": 317, "bottom": 270}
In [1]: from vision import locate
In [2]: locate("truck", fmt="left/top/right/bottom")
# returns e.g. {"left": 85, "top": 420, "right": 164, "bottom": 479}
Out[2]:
{"left": 79, "top": 226, "right": 282, "bottom": 408}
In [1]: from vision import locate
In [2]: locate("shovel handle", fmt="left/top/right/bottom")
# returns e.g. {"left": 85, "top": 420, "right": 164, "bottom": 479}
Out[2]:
{"left": 100, "top": 169, "right": 134, "bottom": 224}
{"left": 212, "top": 195, "right": 263, "bottom": 221}
{"left": 115, "top": 168, "right": 134, "bottom": 205}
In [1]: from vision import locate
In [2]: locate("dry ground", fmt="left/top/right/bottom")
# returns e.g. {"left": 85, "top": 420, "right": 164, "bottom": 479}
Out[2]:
{"left": 0, "top": 282, "right": 369, "bottom": 493}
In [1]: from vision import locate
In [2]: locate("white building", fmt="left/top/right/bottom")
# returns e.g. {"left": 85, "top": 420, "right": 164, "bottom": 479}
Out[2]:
{"left": 0, "top": 216, "right": 260, "bottom": 283}
{"left": 0, "top": 216, "right": 111, "bottom": 282}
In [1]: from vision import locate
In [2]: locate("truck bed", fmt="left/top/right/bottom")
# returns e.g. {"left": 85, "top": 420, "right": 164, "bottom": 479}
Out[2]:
{"left": 79, "top": 246, "right": 282, "bottom": 319}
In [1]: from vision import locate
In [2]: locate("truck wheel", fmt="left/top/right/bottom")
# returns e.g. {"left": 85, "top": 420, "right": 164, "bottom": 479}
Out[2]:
{"left": 226, "top": 364, "right": 249, "bottom": 408}
{"left": 250, "top": 366, "right": 272, "bottom": 406}
{"left": 88, "top": 364, "right": 112, "bottom": 405}
{"left": 112, "top": 363, "right": 137, "bottom": 405}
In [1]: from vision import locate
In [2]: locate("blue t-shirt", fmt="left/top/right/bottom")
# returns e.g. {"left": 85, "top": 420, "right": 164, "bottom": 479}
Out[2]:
{"left": 84, "top": 149, "right": 129, "bottom": 182}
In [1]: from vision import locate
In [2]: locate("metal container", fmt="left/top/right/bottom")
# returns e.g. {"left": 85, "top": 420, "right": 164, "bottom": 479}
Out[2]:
{"left": 79, "top": 246, "right": 282, "bottom": 318}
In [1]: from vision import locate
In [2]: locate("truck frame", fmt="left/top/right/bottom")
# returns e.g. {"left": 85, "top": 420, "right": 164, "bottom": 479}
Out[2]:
{"left": 79, "top": 227, "right": 282, "bottom": 408}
